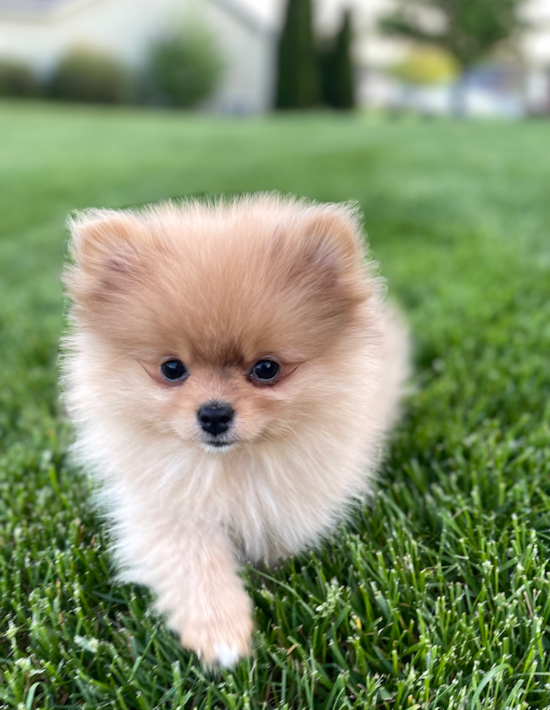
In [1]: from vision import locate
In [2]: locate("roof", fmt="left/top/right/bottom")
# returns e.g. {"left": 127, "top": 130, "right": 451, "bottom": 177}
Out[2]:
{"left": 0, "top": 0, "right": 97, "bottom": 19}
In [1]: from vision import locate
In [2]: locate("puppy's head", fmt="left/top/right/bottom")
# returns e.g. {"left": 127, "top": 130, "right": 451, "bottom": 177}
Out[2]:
{"left": 65, "top": 196, "right": 376, "bottom": 455}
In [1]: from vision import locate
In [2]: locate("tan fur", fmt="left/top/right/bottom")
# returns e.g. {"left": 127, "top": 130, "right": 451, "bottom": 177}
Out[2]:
{"left": 61, "top": 194, "right": 409, "bottom": 666}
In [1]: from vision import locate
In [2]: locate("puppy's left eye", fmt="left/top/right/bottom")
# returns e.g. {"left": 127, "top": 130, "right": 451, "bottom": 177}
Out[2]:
{"left": 250, "top": 359, "right": 281, "bottom": 383}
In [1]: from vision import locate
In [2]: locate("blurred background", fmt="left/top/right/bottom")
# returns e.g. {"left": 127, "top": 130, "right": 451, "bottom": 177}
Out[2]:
{"left": 0, "top": 0, "right": 549, "bottom": 118}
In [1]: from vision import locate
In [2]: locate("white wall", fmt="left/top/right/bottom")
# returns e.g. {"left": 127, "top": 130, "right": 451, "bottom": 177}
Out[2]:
{"left": 204, "top": 1, "right": 277, "bottom": 113}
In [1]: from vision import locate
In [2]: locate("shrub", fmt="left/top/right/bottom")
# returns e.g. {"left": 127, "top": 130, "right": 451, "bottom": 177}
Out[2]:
{"left": 391, "top": 49, "right": 459, "bottom": 85}
{"left": 49, "top": 47, "right": 132, "bottom": 104}
{"left": 0, "top": 60, "right": 41, "bottom": 98}
{"left": 149, "top": 25, "right": 223, "bottom": 108}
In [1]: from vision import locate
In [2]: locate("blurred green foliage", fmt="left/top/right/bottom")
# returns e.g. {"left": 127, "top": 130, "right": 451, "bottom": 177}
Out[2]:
{"left": 380, "top": 0, "right": 528, "bottom": 71}
{"left": 1, "top": 104, "right": 550, "bottom": 707}
{"left": 149, "top": 25, "right": 224, "bottom": 109}
{"left": 1, "top": 25, "right": 223, "bottom": 108}
{"left": 49, "top": 47, "right": 133, "bottom": 104}
{"left": 320, "top": 10, "right": 356, "bottom": 109}
{"left": 277, "top": 0, "right": 357, "bottom": 112}
{"left": 0, "top": 60, "right": 42, "bottom": 98}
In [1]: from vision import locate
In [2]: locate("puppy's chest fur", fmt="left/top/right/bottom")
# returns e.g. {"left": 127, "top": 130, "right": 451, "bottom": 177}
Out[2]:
{"left": 97, "top": 420, "right": 378, "bottom": 568}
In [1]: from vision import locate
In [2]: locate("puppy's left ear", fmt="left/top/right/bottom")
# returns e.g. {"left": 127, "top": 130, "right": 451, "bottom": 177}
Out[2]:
{"left": 299, "top": 205, "right": 365, "bottom": 285}
{"left": 275, "top": 204, "right": 372, "bottom": 337}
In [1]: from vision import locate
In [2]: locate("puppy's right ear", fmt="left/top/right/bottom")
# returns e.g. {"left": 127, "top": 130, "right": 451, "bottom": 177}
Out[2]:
{"left": 65, "top": 210, "right": 148, "bottom": 306}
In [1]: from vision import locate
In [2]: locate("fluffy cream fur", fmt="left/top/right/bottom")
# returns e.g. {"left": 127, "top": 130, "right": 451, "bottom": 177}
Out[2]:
{"left": 61, "top": 194, "right": 409, "bottom": 666}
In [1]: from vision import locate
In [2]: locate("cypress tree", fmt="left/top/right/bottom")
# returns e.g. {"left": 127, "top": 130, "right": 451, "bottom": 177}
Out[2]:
{"left": 321, "top": 10, "right": 356, "bottom": 110}
{"left": 275, "top": 0, "right": 320, "bottom": 109}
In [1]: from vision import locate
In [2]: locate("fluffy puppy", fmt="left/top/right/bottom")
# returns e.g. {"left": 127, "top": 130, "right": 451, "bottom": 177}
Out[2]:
{"left": 61, "top": 194, "right": 408, "bottom": 667}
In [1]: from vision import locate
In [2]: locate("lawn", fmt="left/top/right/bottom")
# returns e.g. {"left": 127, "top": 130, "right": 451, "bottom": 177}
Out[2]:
{"left": 1, "top": 102, "right": 550, "bottom": 709}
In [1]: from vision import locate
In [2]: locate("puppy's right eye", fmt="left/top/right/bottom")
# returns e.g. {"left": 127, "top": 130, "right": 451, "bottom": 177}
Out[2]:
{"left": 160, "top": 359, "right": 188, "bottom": 382}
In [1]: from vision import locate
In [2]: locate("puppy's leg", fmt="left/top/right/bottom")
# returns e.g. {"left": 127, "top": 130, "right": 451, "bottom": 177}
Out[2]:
{"left": 121, "top": 518, "right": 252, "bottom": 667}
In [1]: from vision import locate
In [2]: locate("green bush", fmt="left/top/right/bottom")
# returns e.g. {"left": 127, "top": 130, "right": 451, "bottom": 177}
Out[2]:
{"left": 0, "top": 60, "right": 41, "bottom": 98}
{"left": 49, "top": 47, "right": 132, "bottom": 104}
{"left": 149, "top": 26, "right": 223, "bottom": 108}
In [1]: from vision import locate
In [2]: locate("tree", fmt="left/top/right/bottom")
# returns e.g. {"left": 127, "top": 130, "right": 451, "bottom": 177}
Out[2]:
{"left": 276, "top": 0, "right": 320, "bottom": 109}
{"left": 379, "top": 0, "right": 528, "bottom": 112}
{"left": 320, "top": 10, "right": 356, "bottom": 110}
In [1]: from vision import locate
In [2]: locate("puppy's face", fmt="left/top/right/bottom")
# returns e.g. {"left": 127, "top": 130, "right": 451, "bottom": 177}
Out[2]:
{"left": 65, "top": 197, "right": 373, "bottom": 454}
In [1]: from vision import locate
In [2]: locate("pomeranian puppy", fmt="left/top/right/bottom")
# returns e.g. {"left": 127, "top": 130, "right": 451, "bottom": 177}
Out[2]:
{"left": 61, "top": 194, "right": 408, "bottom": 667}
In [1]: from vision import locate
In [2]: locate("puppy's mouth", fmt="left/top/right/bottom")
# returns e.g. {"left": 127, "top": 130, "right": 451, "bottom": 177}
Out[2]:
{"left": 199, "top": 436, "right": 239, "bottom": 454}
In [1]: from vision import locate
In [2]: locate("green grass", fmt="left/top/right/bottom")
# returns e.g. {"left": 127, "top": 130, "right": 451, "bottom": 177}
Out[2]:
{"left": 1, "top": 102, "right": 550, "bottom": 709}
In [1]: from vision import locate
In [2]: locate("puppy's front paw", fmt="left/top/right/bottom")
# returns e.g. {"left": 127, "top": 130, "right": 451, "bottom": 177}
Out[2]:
{"left": 179, "top": 598, "right": 253, "bottom": 667}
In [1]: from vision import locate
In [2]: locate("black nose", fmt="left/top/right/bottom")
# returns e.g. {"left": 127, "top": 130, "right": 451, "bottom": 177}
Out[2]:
{"left": 197, "top": 402, "right": 234, "bottom": 436}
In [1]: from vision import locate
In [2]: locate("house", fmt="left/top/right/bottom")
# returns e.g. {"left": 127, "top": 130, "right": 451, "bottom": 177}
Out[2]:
{"left": 0, "top": 0, "right": 278, "bottom": 112}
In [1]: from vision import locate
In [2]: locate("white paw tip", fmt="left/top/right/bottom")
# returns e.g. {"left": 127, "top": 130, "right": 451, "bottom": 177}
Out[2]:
{"left": 213, "top": 642, "right": 240, "bottom": 668}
